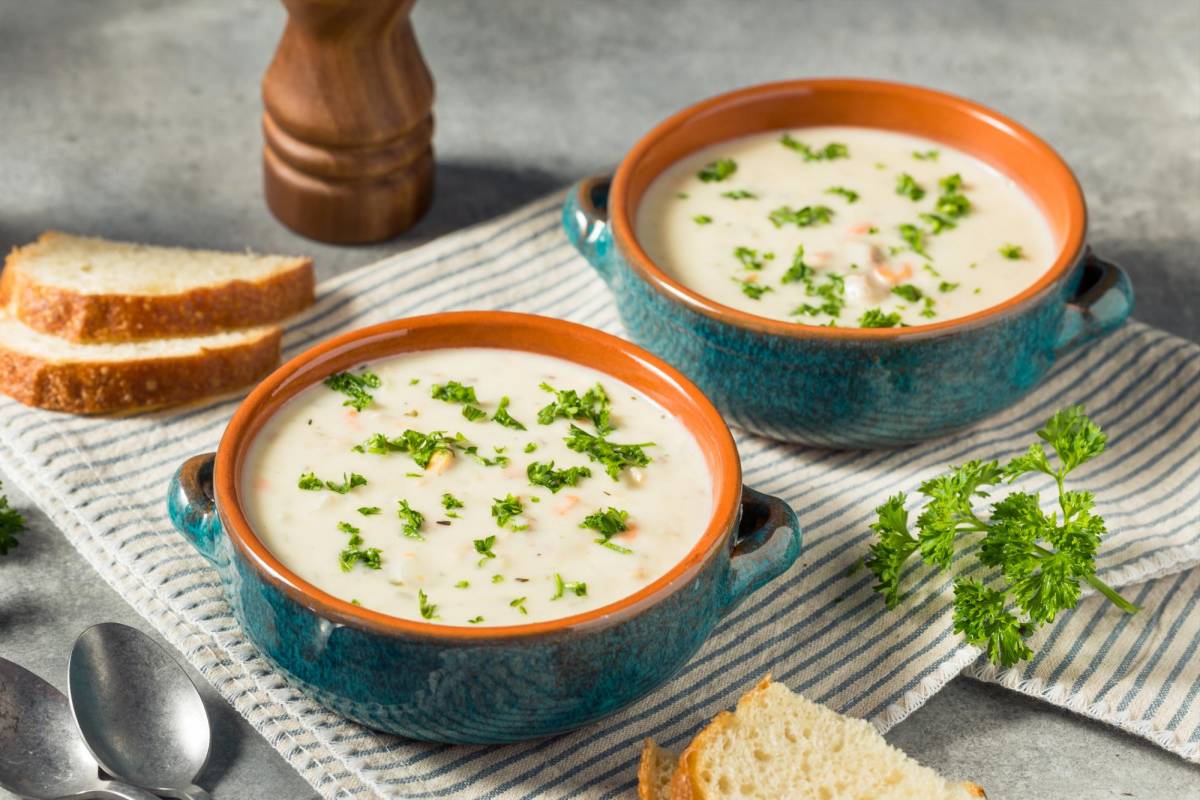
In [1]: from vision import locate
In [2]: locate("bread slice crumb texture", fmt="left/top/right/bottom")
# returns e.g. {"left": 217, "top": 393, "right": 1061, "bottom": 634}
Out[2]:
{"left": 672, "top": 678, "right": 984, "bottom": 800}
{"left": 638, "top": 740, "right": 678, "bottom": 800}
{"left": 0, "top": 312, "right": 280, "bottom": 414}
{"left": 0, "top": 231, "right": 313, "bottom": 342}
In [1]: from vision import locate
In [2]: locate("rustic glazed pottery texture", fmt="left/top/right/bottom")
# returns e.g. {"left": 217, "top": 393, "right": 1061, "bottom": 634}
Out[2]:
{"left": 168, "top": 312, "right": 802, "bottom": 742}
{"left": 564, "top": 79, "right": 1135, "bottom": 447}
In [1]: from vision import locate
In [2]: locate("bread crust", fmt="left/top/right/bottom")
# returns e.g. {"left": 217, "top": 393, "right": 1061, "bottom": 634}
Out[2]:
{"left": 0, "top": 235, "right": 313, "bottom": 343}
{"left": 0, "top": 327, "right": 281, "bottom": 414}
{"left": 638, "top": 740, "right": 678, "bottom": 800}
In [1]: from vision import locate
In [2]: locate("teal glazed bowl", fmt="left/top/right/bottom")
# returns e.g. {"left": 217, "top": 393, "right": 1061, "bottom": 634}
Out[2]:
{"left": 167, "top": 311, "right": 801, "bottom": 743}
{"left": 564, "top": 79, "right": 1134, "bottom": 448}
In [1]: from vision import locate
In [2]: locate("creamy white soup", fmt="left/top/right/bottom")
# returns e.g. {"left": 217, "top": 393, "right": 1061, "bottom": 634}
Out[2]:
{"left": 636, "top": 126, "right": 1057, "bottom": 327}
{"left": 242, "top": 348, "right": 713, "bottom": 626}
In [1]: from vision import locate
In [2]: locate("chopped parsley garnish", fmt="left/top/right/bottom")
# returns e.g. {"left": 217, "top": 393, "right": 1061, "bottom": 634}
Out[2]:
{"left": 721, "top": 189, "right": 757, "bottom": 200}
{"left": 357, "top": 506, "right": 382, "bottom": 516}
{"left": 337, "top": 520, "right": 382, "bottom": 572}
{"left": 441, "top": 493, "right": 464, "bottom": 517}
{"left": 468, "top": 615, "right": 484, "bottom": 624}
{"left": 892, "top": 284, "right": 924, "bottom": 303}
{"left": 781, "top": 245, "right": 814, "bottom": 285}
{"left": 299, "top": 471, "right": 367, "bottom": 494}
{"left": 454, "top": 580, "right": 470, "bottom": 589}
{"left": 693, "top": 214, "right": 713, "bottom": 225}
{"left": 920, "top": 296, "right": 937, "bottom": 318}
{"left": 999, "top": 243, "right": 1025, "bottom": 260}
{"left": 527, "top": 461, "right": 592, "bottom": 492}
{"left": 792, "top": 273, "right": 846, "bottom": 319}
{"left": 524, "top": 442, "right": 538, "bottom": 453}
{"left": 768, "top": 204, "right": 835, "bottom": 228}
{"left": 492, "top": 396, "right": 526, "bottom": 430}
{"left": 418, "top": 589, "right": 438, "bottom": 620}
{"left": 898, "top": 223, "right": 929, "bottom": 259}
{"left": 938, "top": 281, "right": 960, "bottom": 293}
{"left": 939, "top": 173, "right": 964, "bottom": 193}
{"left": 735, "top": 278, "right": 773, "bottom": 300}
{"left": 895, "top": 173, "right": 926, "bottom": 201}
{"left": 510, "top": 596, "right": 529, "bottom": 615}
{"left": 354, "top": 429, "right": 458, "bottom": 469}
{"left": 491, "top": 574, "right": 504, "bottom": 584}
{"left": 0, "top": 487, "right": 25, "bottom": 555}
{"left": 859, "top": 308, "right": 904, "bottom": 328}
{"left": 919, "top": 212, "right": 957, "bottom": 234}
{"left": 464, "top": 445, "right": 510, "bottom": 467}
{"left": 779, "top": 134, "right": 849, "bottom": 161}
{"left": 824, "top": 186, "right": 860, "bottom": 203}
{"left": 397, "top": 500, "right": 424, "bottom": 540}
{"left": 552, "top": 573, "right": 588, "bottom": 600}
{"left": 474, "top": 535, "right": 497, "bottom": 565}
{"left": 734, "top": 246, "right": 773, "bottom": 271}
{"left": 565, "top": 425, "right": 653, "bottom": 480}
{"left": 461, "top": 405, "right": 487, "bottom": 422}
{"left": 865, "top": 405, "right": 1138, "bottom": 667}
{"left": 537, "top": 382, "right": 613, "bottom": 434}
{"left": 430, "top": 380, "right": 478, "bottom": 405}
{"left": 298, "top": 472, "right": 324, "bottom": 490}
{"left": 697, "top": 158, "right": 737, "bottom": 182}
{"left": 581, "top": 506, "right": 633, "bottom": 553}
{"left": 491, "top": 494, "right": 526, "bottom": 530}
{"left": 935, "top": 174, "right": 971, "bottom": 219}
{"left": 913, "top": 149, "right": 940, "bottom": 161}
{"left": 324, "top": 369, "right": 381, "bottom": 412}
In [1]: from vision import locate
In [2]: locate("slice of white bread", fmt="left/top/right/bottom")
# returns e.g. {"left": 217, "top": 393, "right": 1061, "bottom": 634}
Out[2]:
{"left": 655, "top": 678, "right": 985, "bottom": 800}
{"left": 639, "top": 740, "right": 679, "bottom": 800}
{"left": 0, "top": 311, "right": 281, "bottom": 414}
{"left": 0, "top": 232, "right": 313, "bottom": 342}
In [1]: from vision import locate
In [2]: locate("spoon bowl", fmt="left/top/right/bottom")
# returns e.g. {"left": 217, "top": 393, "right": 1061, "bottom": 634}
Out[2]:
{"left": 0, "top": 656, "right": 158, "bottom": 800}
{"left": 69, "top": 623, "right": 212, "bottom": 800}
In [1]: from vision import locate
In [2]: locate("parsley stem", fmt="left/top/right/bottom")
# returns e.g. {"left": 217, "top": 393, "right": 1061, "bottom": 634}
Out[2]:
{"left": 1084, "top": 574, "right": 1141, "bottom": 614}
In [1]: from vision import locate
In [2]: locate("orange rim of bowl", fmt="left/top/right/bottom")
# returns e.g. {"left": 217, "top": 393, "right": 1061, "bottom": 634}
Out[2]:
{"left": 214, "top": 311, "right": 742, "bottom": 641}
{"left": 609, "top": 78, "right": 1088, "bottom": 340}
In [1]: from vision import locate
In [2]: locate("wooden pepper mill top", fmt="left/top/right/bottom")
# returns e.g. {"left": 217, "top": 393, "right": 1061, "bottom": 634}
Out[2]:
{"left": 262, "top": 0, "right": 435, "bottom": 244}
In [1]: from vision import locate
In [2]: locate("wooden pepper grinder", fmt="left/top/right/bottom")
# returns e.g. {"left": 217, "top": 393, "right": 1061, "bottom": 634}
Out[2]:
{"left": 262, "top": 0, "right": 435, "bottom": 244}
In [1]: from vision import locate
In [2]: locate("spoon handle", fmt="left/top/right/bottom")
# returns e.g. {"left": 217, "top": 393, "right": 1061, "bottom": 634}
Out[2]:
{"left": 61, "top": 780, "right": 162, "bottom": 800}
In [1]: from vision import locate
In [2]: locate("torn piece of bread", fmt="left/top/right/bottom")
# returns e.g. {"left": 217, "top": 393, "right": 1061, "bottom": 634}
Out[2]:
{"left": 0, "top": 231, "right": 313, "bottom": 342}
{"left": 668, "top": 677, "right": 985, "bottom": 800}
{"left": 0, "top": 311, "right": 281, "bottom": 414}
{"left": 638, "top": 739, "right": 678, "bottom": 800}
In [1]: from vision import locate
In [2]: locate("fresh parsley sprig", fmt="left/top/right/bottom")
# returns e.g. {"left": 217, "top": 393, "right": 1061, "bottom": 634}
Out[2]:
{"left": 564, "top": 425, "right": 653, "bottom": 480}
{"left": 864, "top": 406, "right": 1139, "bottom": 667}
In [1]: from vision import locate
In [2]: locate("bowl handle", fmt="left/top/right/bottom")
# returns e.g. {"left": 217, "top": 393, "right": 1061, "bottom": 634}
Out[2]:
{"left": 562, "top": 174, "right": 616, "bottom": 283}
{"left": 721, "top": 486, "right": 803, "bottom": 615}
{"left": 1054, "top": 249, "right": 1134, "bottom": 355}
{"left": 167, "top": 453, "right": 227, "bottom": 566}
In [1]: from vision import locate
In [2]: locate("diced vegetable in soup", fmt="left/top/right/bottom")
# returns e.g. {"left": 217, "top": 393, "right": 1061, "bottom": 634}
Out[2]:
{"left": 241, "top": 348, "right": 713, "bottom": 626}
{"left": 636, "top": 127, "right": 1057, "bottom": 327}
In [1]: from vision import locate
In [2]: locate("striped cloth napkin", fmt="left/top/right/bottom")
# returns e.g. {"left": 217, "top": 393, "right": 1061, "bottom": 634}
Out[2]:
{"left": 1, "top": 193, "right": 1196, "bottom": 799}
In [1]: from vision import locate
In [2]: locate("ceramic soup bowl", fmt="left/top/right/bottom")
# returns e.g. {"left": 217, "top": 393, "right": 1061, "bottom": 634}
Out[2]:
{"left": 167, "top": 311, "right": 801, "bottom": 743}
{"left": 564, "top": 79, "right": 1134, "bottom": 448}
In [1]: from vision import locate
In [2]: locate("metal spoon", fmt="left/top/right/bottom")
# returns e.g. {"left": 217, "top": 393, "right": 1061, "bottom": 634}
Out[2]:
{"left": 69, "top": 623, "right": 213, "bottom": 800}
{"left": 0, "top": 656, "right": 158, "bottom": 800}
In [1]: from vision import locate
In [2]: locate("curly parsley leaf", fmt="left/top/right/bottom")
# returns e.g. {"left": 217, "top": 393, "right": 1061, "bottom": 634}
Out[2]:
{"left": 491, "top": 494, "right": 526, "bottom": 530}
{"left": 865, "top": 406, "right": 1138, "bottom": 668}
{"left": 581, "top": 506, "right": 632, "bottom": 553}
{"left": 492, "top": 396, "right": 527, "bottom": 430}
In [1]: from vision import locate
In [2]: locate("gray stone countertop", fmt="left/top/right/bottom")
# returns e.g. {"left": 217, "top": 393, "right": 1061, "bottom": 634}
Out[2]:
{"left": 0, "top": 0, "right": 1197, "bottom": 797}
